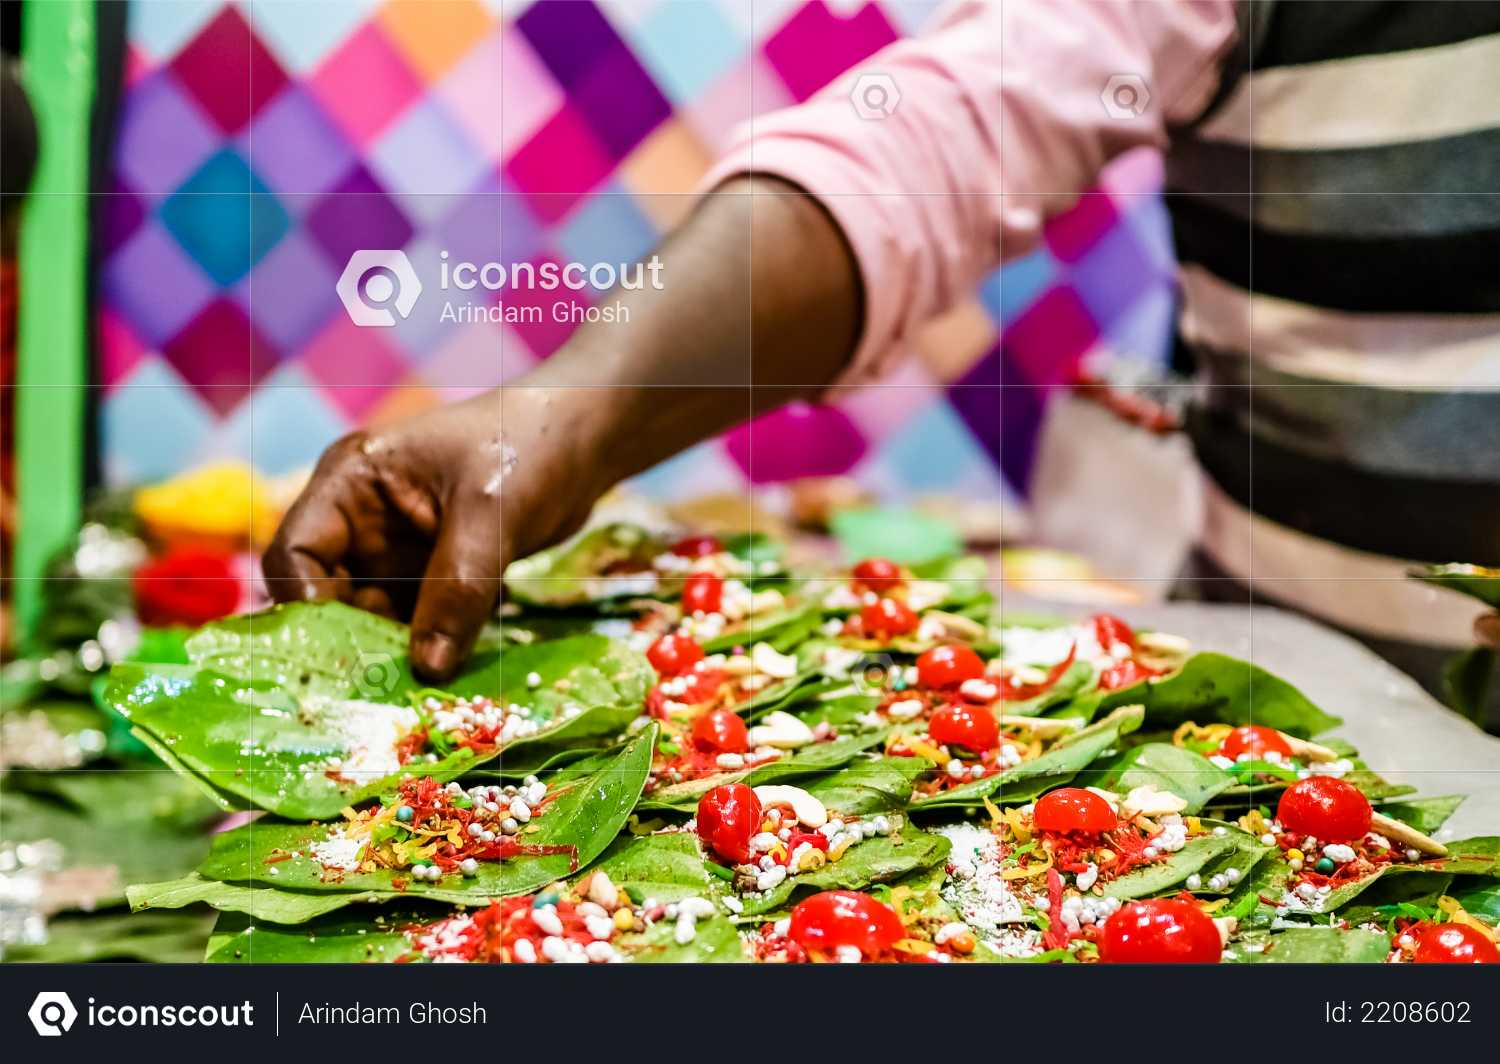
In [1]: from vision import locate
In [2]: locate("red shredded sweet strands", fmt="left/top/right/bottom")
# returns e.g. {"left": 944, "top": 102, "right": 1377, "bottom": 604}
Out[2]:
{"left": 1002, "top": 644, "right": 1077, "bottom": 702}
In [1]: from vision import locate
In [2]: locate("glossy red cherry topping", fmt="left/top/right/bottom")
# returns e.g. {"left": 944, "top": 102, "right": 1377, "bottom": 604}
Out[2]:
{"left": 681, "top": 573, "right": 724, "bottom": 615}
{"left": 861, "top": 598, "right": 919, "bottom": 640}
{"left": 692, "top": 709, "right": 749, "bottom": 755}
{"left": 1098, "top": 898, "right": 1222, "bottom": 964}
{"left": 672, "top": 536, "right": 724, "bottom": 558}
{"left": 647, "top": 634, "right": 705, "bottom": 677}
{"left": 1219, "top": 725, "right": 1293, "bottom": 761}
{"left": 788, "top": 891, "right": 905, "bottom": 958}
{"left": 1413, "top": 923, "right": 1500, "bottom": 964}
{"left": 851, "top": 557, "right": 903, "bottom": 593}
{"left": 1276, "top": 776, "right": 1372, "bottom": 843}
{"left": 695, "top": 784, "right": 762, "bottom": 864}
{"left": 916, "top": 645, "right": 985, "bottom": 690}
{"left": 927, "top": 704, "right": 1000, "bottom": 753}
{"left": 1033, "top": 787, "right": 1117, "bottom": 834}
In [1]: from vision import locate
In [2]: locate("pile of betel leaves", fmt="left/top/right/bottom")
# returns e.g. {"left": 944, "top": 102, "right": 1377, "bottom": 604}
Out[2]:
{"left": 112, "top": 530, "right": 1499, "bottom": 963}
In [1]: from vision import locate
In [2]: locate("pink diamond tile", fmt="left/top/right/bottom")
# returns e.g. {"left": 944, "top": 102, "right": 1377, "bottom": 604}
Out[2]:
{"left": 1043, "top": 191, "right": 1118, "bottom": 263}
{"left": 308, "top": 21, "right": 424, "bottom": 149}
{"left": 503, "top": 102, "right": 616, "bottom": 224}
{"left": 502, "top": 252, "right": 588, "bottom": 357}
{"left": 1002, "top": 286, "right": 1099, "bottom": 387}
{"left": 762, "top": 1, "right": 898, "bottom": 103}
{"left": 98, "top": 307, "right": 149, "bottom": 392}
{"left": 162, "top": 299, "right": 281, "bottom": 416}
{"left": 298, "top": 314, "right": 413, "bottom": 405}
{"left": 124, "top": 41, "right": 154, "bottom": 87}
{"left": 498, "top": 27, "right": 565, "bottom": 162}
{"left": 170, "top": 5, "right": 289, "bottom": 135}
{"left": 684, "top": 49, "right": 785, "bottom": 154}
{"left": 419, "top": 321, "right": 504, "bottom": 400}
{"left": 436, "top": 28, "right": 505, "bottom": 162}
{"left": 724, "top": 402, "right": 867, "bottom": 482}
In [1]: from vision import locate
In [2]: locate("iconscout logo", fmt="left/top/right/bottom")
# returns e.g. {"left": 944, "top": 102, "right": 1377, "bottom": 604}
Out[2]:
{"left": 338, "top": 250, "right": 423, "bottom": 327}
{"left": 29, "top": 992, "right": 78, "bottom": 1036}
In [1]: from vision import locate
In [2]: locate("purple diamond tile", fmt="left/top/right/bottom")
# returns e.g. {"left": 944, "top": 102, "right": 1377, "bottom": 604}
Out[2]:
{"left": 368, "top": 96, "right": 489, "bottom": 197}
{"left": 114, "top": 69, "right": 222, "bottom": 197}
{"left": 305, "top": 167, "right": 414, "bottom": 268}
{"left": 162, "top": 299, "right": 280, "bottom": 416}
{"left": 516, "top": 1, "right": 622, "bottom": 92}
{"left": 1068, "top": 221, "right": 1158, "bottom": 331}
{"left": 169, "top": 5, "right": 289, "bottom": 135}
{"left": 242, "top": 83, "right": 355, "bottom": 197}
{"left": 234, "top": 228, "right": 342, "bottom": 354}
{"left": 432, "top": 191, "right": 502, "bottom": 267}
{"left": 947, "top": 347, "right": 1002, "bottom": 465}
{"left": 101, "top": 178, "right": 146, "bottom": 257}
{"left": 103, "top": 221, "right": 218, "bottom": 347}
{"left": 569, "top": 44, "right": 671, "bottom": 161}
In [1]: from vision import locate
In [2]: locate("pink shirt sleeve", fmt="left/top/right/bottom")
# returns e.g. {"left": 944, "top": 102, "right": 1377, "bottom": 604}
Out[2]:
{"left": 700, "top": 0, "right": 1239, "bottom": 385}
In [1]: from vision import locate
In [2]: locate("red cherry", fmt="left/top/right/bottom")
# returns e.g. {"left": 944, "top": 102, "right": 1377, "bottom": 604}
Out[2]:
{"left": 927, "top": 704, "right": 1000, "bottom": 753}
{"left": 788, "top": 891, "right": 905, "bottom": 958}
{"left": 692, "top": 709, "right": 749, "bottom": 754}
{"left": 851, "top": 557, "right": 903, "bottom": 593}
{"left": 1099, "top": 898, "right": 1222, "bottom": 963}
{"left": 647, "top": 634, "right": 705, "bottom": 677}
{"left": 916, "top": 645, "right": 985, "bottom": 690}
{"left": 695, "top": 784, "right": 763, "bottom": 864}
{"left": 1033, "top": 788, "right": 1117, "bottom": 834}
{"left": 681, "top": 573, "right": 724, "bottom": 615}
{"left": 1276, "top": 776, "right": 1372, "bottom": 843}
{"left": 1219, "top": 725, "right": 1293, "bottom": 761}
{"left": 672, "top": 535, "right": 724, "bottom": 558}
{"left": 1413, "top": 923, "right": 1500, "bottom": 964}
{"left": 1090, "top": 613, "right": 1137, "bottom": 653}
{"left": 861, "top": 598, "right": 919, "bottom": 640}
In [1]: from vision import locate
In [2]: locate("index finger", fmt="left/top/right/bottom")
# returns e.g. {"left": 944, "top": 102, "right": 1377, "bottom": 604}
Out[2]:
{"left": 262, "top": 475, "right": 356, "bottom": 605}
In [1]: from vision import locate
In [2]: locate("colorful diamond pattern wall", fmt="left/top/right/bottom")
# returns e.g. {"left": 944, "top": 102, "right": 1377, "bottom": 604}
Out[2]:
{"left": 101, "top": 0, "right": 1175, "bottom": 503}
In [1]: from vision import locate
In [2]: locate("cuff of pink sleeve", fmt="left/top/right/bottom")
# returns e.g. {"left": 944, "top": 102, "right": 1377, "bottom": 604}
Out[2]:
{"left": 698, "top": 139, "right": 909, "bottom": 389}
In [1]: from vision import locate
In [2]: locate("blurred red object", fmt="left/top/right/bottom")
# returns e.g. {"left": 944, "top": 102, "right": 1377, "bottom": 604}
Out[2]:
{"left": 134, "top": 549, "right": 240, "bottom": 627}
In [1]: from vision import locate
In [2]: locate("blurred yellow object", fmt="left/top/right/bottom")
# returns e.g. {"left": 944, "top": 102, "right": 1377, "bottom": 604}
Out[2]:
{"left": 1000, "top": 548, "right": 1145, "bottom": 605}
{"left": 134, "top": 462, "right": 307, "bottom": 553}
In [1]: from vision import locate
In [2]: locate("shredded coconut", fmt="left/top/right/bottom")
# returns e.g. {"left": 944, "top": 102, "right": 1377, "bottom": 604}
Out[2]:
{"left": 320, "top": 700, "right": 422, "bottom": 781}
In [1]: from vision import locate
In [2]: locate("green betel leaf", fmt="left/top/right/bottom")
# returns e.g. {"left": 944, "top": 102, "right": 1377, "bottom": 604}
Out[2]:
{"left": 1447, "top": 876, "right": 1500, "bottom": 923}
{"left": 504, "top": 522, "right": 666, "bottom": 606}
{"left": 1333, "top": 872, "right": 1453, "bottom": 929}
{"left": 197, "top": 726, "right": 656, "bottom": 907}
{"left": 582, "top": 832, "right": 719, "bottom": 905}
{"left": 1375, "top": 795, "right": 1467, "bottom": 836}
{"left": 1254, "top": 927, "right": 1391, "bottom": 964}
{"left": 1101, "top": 823, "right": 1272, "bottom": 900}
{"left": 183, "top": 601, "right": 428, "bottom": 702}
{"left": 128, "top": 873, "right": 372, "bottom": 923}
{"left": 615, "top": 913, "right": 748, "bottom": 963}
{"left": 1075, "top": 742, "right": 1235, "bottom": 815}
{"left": 801, "top": 756, "right": 929, "bottom": 817}
{"left": 106, "top": 632, "right": 647, "bottom": 820}
{"left": 913, "top": 705, "right": 1145, "bottom": 810}
{"left": 1299, "top": 837, "right": 1500, "bottom": 915}
{"left": 3, "top": 910, "right": 218, "bottom": 965}
{"left": 206, "top": 906, "right": 424, "bottom": 964}
{"left": 1090, "top": 652, "right": 1342, "bottom": 737}
{"left": 636, "top": 728, "right": 894, "bottom": 811}
{"left": 738, "top": 819, "right": 951, "bottom": 917}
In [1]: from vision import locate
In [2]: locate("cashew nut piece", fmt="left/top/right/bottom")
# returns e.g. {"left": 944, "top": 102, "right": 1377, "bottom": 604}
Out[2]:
{"left": 753, "top": 785, "right": 828, "bottom": 828}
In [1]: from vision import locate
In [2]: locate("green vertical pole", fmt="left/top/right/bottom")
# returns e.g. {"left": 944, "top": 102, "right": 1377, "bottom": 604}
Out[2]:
{"left": 13, "top": 0, "right": 95, "bottom": 642}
